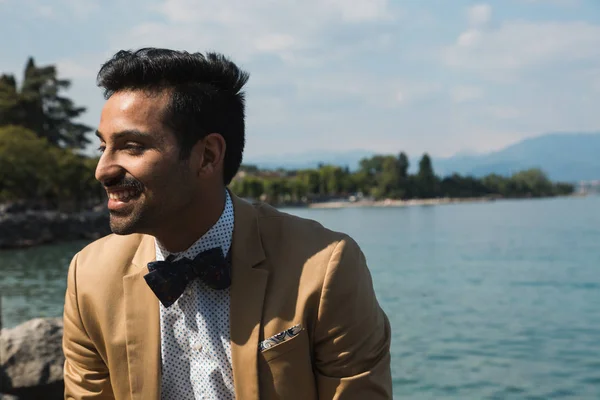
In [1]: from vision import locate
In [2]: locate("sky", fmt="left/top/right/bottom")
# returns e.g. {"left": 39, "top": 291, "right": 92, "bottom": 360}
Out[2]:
{"left": 1, "top": 0, "right": 599, "bottom": 160}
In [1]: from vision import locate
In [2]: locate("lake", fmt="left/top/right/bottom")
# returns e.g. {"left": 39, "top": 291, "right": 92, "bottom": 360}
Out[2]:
{"left": 1, "top": 195, "right": 599, "bottom": 399}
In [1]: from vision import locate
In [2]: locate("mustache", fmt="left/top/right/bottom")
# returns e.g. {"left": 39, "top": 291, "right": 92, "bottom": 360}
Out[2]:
{"left": 104, "top": 176, "right": 144, "bottom": 192}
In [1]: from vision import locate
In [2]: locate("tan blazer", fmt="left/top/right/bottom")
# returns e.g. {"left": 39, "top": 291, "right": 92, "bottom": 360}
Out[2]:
{"left": 63, "top": 193, "right": 392, "bottom": 399}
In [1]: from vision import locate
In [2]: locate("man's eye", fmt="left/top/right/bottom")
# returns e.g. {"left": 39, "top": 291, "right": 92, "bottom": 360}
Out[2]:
{"left": 125, "top": 144, "right": 145, "bottom": 154}
{"left": 97, "top": 146, "right": 106, "bottom": 153}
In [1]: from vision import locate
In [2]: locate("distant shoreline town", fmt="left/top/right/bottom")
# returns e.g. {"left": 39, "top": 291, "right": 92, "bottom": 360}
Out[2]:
{"left": 229, "top": 152, "right": 575, "bottom": 208}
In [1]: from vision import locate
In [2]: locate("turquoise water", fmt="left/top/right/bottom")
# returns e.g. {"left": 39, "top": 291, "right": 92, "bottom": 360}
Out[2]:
{"left": 1, "top": 196, "right": 599, "bottom": 398}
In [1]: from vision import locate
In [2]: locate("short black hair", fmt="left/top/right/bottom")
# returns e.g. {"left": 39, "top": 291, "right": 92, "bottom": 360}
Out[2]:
{"left": 96, "top": 48, "right": 250, "bottom": 185}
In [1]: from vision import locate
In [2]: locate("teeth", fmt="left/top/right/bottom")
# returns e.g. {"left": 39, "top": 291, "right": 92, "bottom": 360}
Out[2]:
{"left": 108, "top": 190, "right": 138, "bottom": 201}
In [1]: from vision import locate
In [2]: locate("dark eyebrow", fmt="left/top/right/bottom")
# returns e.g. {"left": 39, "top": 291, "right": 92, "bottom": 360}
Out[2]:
{"left": 95, "top": 129, "right": 157, "bottom": 142}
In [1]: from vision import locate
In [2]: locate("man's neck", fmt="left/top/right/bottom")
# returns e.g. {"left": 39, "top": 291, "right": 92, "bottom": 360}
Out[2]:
{"left": 154, "top": 189, "right": 227, "bottom": 253}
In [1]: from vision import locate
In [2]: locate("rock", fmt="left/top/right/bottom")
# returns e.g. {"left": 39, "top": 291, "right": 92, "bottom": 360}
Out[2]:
{"left": 0, "top": 210, "right": 110, "bottom": 249}
{"left": 0, "top": 318, "right": 64, "bottom": 399}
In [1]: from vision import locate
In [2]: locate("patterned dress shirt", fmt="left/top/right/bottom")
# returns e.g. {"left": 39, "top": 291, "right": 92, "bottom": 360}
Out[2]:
{"left": 154, "top": 190, "right": 235, "bottom": 400}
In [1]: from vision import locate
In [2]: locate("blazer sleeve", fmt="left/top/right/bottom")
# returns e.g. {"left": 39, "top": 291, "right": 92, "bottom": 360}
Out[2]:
{"left": 313, "top": 236, "right": 393, "bottom": 399}
{"left": 63, "top": 252, "right": 115, "bottom": 399}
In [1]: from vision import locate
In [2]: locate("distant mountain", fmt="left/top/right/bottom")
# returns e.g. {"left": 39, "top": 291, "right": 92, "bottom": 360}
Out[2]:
{"left": 244, "top": 132, "right": 600, "bottom": 182}
{"left": 244, "top": 149, "right": 374, "bottom": 171}
{"left": 433, "top": 132, "right": 600, "bottom": 182}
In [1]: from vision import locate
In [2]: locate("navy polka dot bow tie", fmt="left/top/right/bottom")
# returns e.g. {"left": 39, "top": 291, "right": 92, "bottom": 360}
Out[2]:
{"left": 144, "top": 247, "right": 232, "bottom": 307}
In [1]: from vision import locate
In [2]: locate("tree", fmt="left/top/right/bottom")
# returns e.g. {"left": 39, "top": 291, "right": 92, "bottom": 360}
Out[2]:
{"left": 416, "top": 153, "right": 439, "bottom": 198}
{"left": 481, "top": 174, "right": 508, "bottom": 195}
{"left": 244, "top": 177, "right": 265, "bottom": 199}
{"left": 299, "top": 169, "right": 321, "bottom": 197}
{"left": 377, "top": 156, "right": 401, "bottom": 199}
{"left": 395, "top": 152, "right": 410, "bottom": 198}
{"left": 0, "top": 125, "right": 101, "bottom": 207}
{"left": 441, "top": 174, "right": 489, "bottom": 198}
{"left": 289, "top": 177, "right": 308, "bottom": 201}
{"left": 0, "top": 125, "right": 57, "bottom": 201}
{"left": 397, "top": 152, "right": 409, "bottom": 178}
{"left": 225, "top": 153, "right": 574, "bottom": 205}
{"left": 510, "top": 168, "right": 553, "bottom": 197}
{"left": 0, "top": 57, "right": 92, "bottom": 148}
{"left": 317, "top": 165, "right": 347, "bottom": 196}
{"left": 0, "top": 75, "right": 24, "bottom": 127}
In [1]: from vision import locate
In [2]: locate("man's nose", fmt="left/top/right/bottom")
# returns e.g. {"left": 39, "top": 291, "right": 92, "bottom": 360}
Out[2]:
{"left": 95, "top": 151, "right": 123, "bottom": 184}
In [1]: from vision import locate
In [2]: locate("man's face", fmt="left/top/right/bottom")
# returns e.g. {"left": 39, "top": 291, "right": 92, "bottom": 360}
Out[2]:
{"left": 95, "top": 90, "right": 197, "bottom": 235}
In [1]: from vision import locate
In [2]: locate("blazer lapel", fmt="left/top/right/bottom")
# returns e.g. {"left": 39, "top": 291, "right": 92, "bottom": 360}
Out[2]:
{"left": 123, "top": 234, "right": 161, "bottom": 400}
{"left": 229, "top": 193, "right": 269, "bottom": 400}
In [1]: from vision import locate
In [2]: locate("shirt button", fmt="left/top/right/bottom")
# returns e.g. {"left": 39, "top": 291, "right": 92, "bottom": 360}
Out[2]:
{"left": 194, "top": 343, "right": 203, "bottom": 351}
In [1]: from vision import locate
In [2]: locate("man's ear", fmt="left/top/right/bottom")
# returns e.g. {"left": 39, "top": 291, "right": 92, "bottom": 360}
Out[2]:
{"left": 191, "top": 133, "right": 226, "bottom": 177}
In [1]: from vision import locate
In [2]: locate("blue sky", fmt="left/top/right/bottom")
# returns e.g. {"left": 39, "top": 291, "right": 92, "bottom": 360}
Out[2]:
{"left": 1, "top": 0, "right": 599, "bottom": 160}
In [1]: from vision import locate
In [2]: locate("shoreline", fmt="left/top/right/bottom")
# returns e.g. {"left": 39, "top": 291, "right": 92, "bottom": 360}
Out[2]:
{"left": 0, "top": 209, "right": 110, "bottom": 250}
{"left": 307, "top": 196, "right": 493, "bottom": 209}
{"left": 0, "top": 193, "right": 589, "bottom": 250}
{"left": 305, "top": 193, "right": 587, "bottom": 209}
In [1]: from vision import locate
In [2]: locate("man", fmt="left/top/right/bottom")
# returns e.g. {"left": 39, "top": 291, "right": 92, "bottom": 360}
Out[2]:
{"left": 62, "top": 48, "right": 392, "bottom": 400}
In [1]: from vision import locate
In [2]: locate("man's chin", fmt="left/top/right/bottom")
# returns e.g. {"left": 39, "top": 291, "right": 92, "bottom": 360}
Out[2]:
{"left": 110, "top": 225, "right": 137, "bottom": 236}
{"left": 109, "top": 216, "right": 141, "bottom": 236}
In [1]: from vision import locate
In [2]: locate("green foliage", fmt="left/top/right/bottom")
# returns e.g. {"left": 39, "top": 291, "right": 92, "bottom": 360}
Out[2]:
{"left": 0, "top": 57, "right": 91, "bottom": 149}
{"left": 416, "top": 153, "right": 438, "bottom": 198}
{"left": 0, "top": 126, "right": 56, "bottom": 201}
{"left": 229, "top": 154, "right": 575, "bottom": 205}
{"left": 0, "top": 125, "right": 101, "bottom": 208}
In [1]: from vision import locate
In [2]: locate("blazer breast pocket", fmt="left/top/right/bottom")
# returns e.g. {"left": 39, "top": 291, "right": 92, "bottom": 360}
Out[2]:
{"left": 258, "top": 327, "right": 318, "bottom": 399}
{"left": 260, "top": 327, "right": 308, "bottom": 363}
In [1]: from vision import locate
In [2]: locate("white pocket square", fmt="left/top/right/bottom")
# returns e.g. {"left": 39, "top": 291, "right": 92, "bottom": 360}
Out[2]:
{"left": 259, "top": 324, "right": 303, "bottom": 352}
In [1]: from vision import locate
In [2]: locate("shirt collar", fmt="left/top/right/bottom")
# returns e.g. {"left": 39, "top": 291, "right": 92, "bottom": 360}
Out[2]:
{"left": 154, "top": 190, "right": 234, "bottom": 262}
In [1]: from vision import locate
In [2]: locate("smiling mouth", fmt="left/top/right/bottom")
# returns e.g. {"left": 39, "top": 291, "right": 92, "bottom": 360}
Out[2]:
{"left": 106, "top": 187, "right": 142, "bottom": 204}
{"left": 107, "top": 188, "right": 142, "bottom": 202}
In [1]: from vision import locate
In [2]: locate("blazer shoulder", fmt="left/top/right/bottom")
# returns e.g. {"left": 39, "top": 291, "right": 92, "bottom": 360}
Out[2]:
{"left": 77, "top": 233, "right": 145, "bottom": 261}
{"left": 252, "top": 202, "right": 363, "bottom": 278}
{"left": 254, "top": 202, "right": 349, "bottom": 246}
{"left": 71, "top": 233, "right": 148, "bottom": 283}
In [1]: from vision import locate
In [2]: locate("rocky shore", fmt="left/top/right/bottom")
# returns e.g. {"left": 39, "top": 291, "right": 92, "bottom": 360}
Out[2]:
{"left": 0, "top": 209, "right": 110, "bottom": 249}
{"left": 0, "top": 318, "right": 64, "bottom": 400}
{"left": 0, "top": 195, "right": 583, "bottom": 249}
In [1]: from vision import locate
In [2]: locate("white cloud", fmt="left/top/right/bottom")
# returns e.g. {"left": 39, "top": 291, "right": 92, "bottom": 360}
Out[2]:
{"left": 467, "top": 4, "right": 492, "bottom": 27}
{"left": 486, "top": 106, "right": 521, "bottom": 119}
{"left": 451, "top": 86, "right": 484, "bottom": 103}
{"left": 157, "top": 0, "right": 391, "bottom": 25}
{"left": 325, "top": 0, "right": 390, "bottom": 23}
{"left": 522, "top": 0, "right": 580, "bottom": 6}
{"left": 583, "top": 68, "right": 600, "bottom": 93}
{"left": 56, "top": 59, "right": 98, "bottom": 79}
{"left": 290, "top": 70, "right": 441, "bottom": 109}
{"left": 457, "top": 29, "right": 482, "bottom": 47}
{"left": 443, "top": 20, "right": 600, "bottom": 81}
{"left": 396, "top": 82, "right": 443, "bottom": 105}
{"left": 27, "top": 0, "right": 99, "bottom": 19}
{"left": 254, "top": 34, "right": 295, "bottom": 53}
{"left": 123, "top": 0, "right": 395, "bottom": 65}
{"left": 395, "top": 91, "right": 405, "bottom": 103}
{"left": 35, "top": 5, "right": 54, "bottom": 17}
{"left": 64, "top": 0, "right": 99, "bottom": 18}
